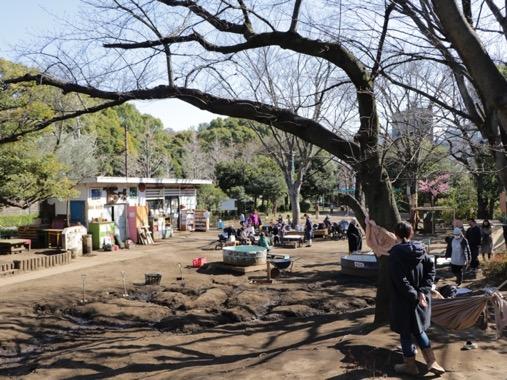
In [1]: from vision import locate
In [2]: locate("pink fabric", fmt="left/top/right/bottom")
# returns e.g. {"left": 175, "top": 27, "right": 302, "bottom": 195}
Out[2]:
{"left": 365, "top": 220, "right": 397, "bottom": 257}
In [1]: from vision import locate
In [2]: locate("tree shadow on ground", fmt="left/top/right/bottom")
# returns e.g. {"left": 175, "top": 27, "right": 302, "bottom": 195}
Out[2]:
{"left": 302, "top": 262, "right": 340, "bottom": 269}
{"left": 332, "top": 340, "right": 442, "bottom": 379}
{"left": 1, "top": 305, "right": 377, "bottom": 378}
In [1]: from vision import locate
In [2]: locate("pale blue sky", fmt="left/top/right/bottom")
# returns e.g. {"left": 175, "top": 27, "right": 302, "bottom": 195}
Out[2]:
{"left": 0, "top": 0, "right": 217, "bottom": 131}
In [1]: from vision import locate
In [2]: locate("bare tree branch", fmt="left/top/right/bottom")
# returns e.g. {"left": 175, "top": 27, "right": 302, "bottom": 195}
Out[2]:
{"left": 5, "top": 73, "right": 360, "bottom": 160}
{"left": 484, "top": 0, "right": 507, "bottom": 39}
{"left": 157, "top": 0, "right": 249, "bottom": 35}
{"left": 289, "top": 0, "right": 303, "bottom": 33}
{"left": 372, "top": 2, "right": 396, "bottom": 79}
{"left": 0, "top": 99, "right": 124, "bottom": 144}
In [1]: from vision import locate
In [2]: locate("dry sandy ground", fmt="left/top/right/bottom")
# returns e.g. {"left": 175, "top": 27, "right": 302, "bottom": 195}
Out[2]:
{"left": 0, "top": 230, "right": 505, "bottom": 379}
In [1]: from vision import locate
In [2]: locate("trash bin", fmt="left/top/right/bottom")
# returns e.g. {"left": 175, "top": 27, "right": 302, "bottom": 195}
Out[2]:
{"left": 82, "top": 234, "right": 93, "bottom": 255}
{"left": 145, "top": 272, "right": 162, "bottom": 285}
{"left": 163, "top": 228, "right": 173, "bottom": 239}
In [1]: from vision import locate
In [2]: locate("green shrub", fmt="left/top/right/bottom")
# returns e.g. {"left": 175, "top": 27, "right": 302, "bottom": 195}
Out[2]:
{"left": 277, "top": 205, "right": 288, "bottom": 212}
{"left": 257, "top": 204, "right": 268, "bottom": 213}
{"left": 300, "top": 201, "right": 311, "bottom": 213}
{"left": 482, "top": 253, "right": 507, "bottom": 283}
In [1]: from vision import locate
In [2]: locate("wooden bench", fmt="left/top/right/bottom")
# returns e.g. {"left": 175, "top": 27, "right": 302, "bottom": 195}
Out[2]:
{"left": 313, "top": 229, "right": 329, "bottom": 239}
{"left": 281, "top": 234, "right": 303, "bottom": 248}
{"left": 0, "top": 239, "right": 28, "bottom": 254}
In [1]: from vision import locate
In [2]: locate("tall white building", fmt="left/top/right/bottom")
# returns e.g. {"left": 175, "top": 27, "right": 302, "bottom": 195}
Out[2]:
{"left": 391, "top": 107, "right": 434, "bottom": 141}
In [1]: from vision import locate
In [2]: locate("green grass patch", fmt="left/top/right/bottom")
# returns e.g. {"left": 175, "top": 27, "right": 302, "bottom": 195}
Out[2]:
{"left": 0, "top": 213, "right": 37, "bottom": 228}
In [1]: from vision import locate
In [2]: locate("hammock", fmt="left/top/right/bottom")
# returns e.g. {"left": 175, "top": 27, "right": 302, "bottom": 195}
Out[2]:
{"left": 431, "top": 280, "right": 507, "bottom": 337}
{"left": 432, "top": 295, "right": 489, "bottom": 330}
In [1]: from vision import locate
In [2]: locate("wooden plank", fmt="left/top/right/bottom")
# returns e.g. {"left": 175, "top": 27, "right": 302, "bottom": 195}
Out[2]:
{"left": 0, "top": 239, "right": 28, "bottom": 244}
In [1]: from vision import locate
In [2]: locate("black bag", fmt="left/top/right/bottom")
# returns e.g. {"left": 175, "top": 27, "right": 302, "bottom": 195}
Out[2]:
{"left": 439, "top": 284, "right": 457, "bottom": 298}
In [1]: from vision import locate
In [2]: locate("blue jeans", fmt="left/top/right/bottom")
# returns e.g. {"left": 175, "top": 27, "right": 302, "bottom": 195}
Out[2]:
{"left": 400, "top": 331, "right": 431, "bottom": 357}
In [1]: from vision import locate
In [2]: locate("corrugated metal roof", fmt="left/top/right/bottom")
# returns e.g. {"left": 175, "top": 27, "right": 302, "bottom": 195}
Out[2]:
{"left": 78, "top": 176, "right": 212, "bottom": 185}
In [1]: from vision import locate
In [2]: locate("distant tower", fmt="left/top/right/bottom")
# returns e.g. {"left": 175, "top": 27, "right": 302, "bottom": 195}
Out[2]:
{"left": 391, "top": 106, "right": 433, "bottom": 142}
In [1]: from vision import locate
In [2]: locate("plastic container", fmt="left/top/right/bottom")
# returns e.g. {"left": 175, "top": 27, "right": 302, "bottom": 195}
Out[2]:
{"left": 145, "top": 272, "right": 162, "bottom": 285}
{"left": 223, "top": 245, "right": 267, "bottom": 266}
{"left": 340, "top": 252, "right": 378, "bottom": 277}
{"left": 192, "top": 257, "right": 207, "bottom": 268}
{"left": 163, "top": 228, "right": 173, "bottom": 239}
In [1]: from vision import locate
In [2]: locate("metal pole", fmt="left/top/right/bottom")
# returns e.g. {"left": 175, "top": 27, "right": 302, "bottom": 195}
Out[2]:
{"left": 124, "top": 122, "right": 128, "bottom": 179}
{"left": 121, "top": 271, "right": 128, "bottom": 297}
{"left": 81, "top": 274, "right": 87, "bottom": 303}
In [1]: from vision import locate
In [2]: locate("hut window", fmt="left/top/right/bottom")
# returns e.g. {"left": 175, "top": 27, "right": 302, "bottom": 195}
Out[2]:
{"left": 90, "top": 188, "right": 102, "bottom": 200}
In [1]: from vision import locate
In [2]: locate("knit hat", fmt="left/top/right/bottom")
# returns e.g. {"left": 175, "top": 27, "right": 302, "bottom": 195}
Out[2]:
{"left": 453, "top": 227, "right": 462, "bottom": 235}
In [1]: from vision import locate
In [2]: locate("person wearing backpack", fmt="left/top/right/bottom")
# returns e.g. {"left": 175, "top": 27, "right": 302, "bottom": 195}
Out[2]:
{"left": 389, "top": 221, "right": 445, "bottom": 376}
{"left": 446, "top": 227, "right": 471, "bottom": 286}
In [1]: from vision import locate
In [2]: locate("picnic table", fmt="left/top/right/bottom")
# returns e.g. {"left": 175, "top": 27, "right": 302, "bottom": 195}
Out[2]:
{"left": 0, "top": 239, "right": 29, "bottom": 254}
{"left": 41, "top": 229, "right": 64, "bottom": 248}
{"left": 282, "top": 234, "right": 303, "bottom": 248}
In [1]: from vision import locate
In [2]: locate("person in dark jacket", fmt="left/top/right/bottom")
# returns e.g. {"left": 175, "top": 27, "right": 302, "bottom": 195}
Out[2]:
{"left": 389, "top": 221, "right": 445, "bottom": 376}
{"left": 346, "top": 219, "right": 362, "bottom": 253}
{"left": 465, "top": 218, "right": 481, "bottom": 274}
{"left": 446, "top": 227, "right": 471, "bottom": 285}
{"left": 304, "top": 214, "right": 313, "bottom": 247}
{"left": 481, "top": 219, "right": 493, "bottom": 260}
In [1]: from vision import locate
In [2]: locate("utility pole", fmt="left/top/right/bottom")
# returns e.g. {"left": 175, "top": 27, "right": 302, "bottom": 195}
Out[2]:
{"left": 124, "top": 122, "right": 128, "bottom": 179}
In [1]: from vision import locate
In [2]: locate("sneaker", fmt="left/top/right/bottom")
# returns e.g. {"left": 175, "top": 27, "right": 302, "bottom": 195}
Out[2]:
{"left": 463, "top": 341, "right": 478, "bottom": 350}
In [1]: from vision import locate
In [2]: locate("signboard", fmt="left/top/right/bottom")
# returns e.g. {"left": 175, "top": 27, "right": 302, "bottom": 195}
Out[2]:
{"left": 62, "top": 225, "right": 88, "bottom": 253}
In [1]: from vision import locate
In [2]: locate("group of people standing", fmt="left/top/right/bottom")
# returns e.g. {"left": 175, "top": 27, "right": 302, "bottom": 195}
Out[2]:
{"left": 366, "top": 216, "right": 497, "bottom": 375}
{"left": 446, "top": 219, "right": 493, "bottom": 285}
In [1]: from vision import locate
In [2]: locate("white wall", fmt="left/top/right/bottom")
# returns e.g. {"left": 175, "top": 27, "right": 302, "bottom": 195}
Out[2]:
{"left": 87, "top": 186, "right": 107, "bottom": 222}
{"left": 180, "top": 195, "right": 197, "bottom": 210}
{"left": 47, "top": 186, "right": 88, "bottom": 216}
{"left": 48, "top": 184, "right": 198, "bottom": 222}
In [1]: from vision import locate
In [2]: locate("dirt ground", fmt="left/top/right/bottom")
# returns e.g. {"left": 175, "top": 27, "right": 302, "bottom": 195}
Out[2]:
{"left": 0, "top": 229, "right": 505, "bottom": 379}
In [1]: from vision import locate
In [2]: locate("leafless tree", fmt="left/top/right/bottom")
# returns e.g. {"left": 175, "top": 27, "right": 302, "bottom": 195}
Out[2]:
{"left": 242, "top": 49, "right": 356, "bottom": 224}
{"left": 136, "top": 127, "right": 173, "bottom": 178}
{"left": 8, "top": 0, "right": 496, "bottom": 324}
{"left": 376, "top": 62, "right": 451, "bottom": 226}
{"left": 181, "top": 132, "right": 214, "bottom": 179}
{"left": 389, "top": 0, "right": 507, "bottom": 196}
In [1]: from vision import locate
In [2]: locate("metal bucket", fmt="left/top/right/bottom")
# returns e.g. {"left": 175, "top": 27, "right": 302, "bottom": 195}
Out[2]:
{"left": 82, "top": 234, "right": 93, "bottom": 255}
{"left": 145, "top": 272, "right": 162, "bottom": 285}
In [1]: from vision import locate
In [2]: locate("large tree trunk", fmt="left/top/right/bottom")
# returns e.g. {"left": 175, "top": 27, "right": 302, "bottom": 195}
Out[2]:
{"left": 432, "top": 0, "right": 507, "bottom": 135}
{"left": 288, "top": 182, "right": 301, "bottom": 228}
{"left": 475, "top": 175, "right": 490, "bottom": 219}
{"left": 350, "top": 79, "right": 402, "bottom": 325}
{"left": 358, "top": 164, "right": 401, "bottom": 325}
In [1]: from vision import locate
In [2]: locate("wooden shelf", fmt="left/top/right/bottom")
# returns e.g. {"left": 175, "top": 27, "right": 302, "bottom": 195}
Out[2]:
{"left": 193, "top": 210, "right": 209, "bottom": 232}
